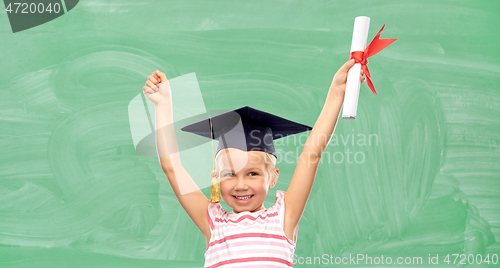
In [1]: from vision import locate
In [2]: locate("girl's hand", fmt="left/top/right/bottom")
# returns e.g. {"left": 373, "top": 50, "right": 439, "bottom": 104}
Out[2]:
{"left": 143, "top": 70, "right": 171, "bottom": 106}
{"left": 329, "top": 59, "right": 365, "bottom": 99}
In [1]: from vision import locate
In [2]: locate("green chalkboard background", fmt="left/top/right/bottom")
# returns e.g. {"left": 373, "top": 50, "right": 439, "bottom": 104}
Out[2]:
{"left": 1, "top": 0, "right": 499, "bottom": 267}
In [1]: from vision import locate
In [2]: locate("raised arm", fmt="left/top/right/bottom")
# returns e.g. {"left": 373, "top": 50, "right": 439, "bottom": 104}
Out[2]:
{"left": 143, "top": 71, "right": 211, "bottom": 240}
{"left": 284, "top": 59, "right": 364, "bottom": 227}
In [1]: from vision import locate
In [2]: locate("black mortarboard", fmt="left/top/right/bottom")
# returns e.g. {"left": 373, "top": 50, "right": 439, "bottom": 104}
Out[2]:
{"left": 180, "top": 106, "right": 312, "bottom": 159}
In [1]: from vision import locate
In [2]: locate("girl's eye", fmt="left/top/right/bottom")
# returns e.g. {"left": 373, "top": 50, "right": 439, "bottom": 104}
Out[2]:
{"left": 223, "top": 173, "right": 235, "bottom": 177}
{"left": 249, "top": 172, "right": 258, "bottom": 176}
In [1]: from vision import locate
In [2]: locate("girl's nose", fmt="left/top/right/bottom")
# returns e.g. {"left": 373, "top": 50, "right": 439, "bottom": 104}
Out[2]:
{"left": 234, "top": 176, "right": 248, "bottom": 190}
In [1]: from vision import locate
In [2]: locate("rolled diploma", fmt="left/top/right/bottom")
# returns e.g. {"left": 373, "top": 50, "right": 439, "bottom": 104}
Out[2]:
{"left": 342, "top": 16, "right": 370, "bottom": 119}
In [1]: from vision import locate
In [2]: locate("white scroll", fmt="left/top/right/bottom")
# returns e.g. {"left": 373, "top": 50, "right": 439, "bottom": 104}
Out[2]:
{"left": 342, "top": 16, "right": 370, "bottom": 119}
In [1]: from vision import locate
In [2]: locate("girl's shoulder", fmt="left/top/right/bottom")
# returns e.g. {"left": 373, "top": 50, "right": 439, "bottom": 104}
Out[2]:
{"left": 208, "top": 202, "right": 226, "bottom": 219}
{"left": 267, "top": 190, "right": 286, "bottom": 213}
{"left": 275, "top": 190, "right": 286, "bottom": 202}
{"left": 207, "top": 202, "right": 226, "bottom": 233}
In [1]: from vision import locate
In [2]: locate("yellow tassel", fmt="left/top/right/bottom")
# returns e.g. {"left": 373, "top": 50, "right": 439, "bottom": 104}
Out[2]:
{"left": 210, "top": 169, "right": 221, "bottom": 203}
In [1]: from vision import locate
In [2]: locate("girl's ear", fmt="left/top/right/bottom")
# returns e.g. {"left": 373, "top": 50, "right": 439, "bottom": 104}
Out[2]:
{"left": 269, "top": 168, "right": 279, "bottom": 188}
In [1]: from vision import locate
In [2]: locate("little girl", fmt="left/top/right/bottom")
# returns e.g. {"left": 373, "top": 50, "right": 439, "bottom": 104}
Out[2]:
{"left": 143, "top": 59, "right": 365, "bottom": 267}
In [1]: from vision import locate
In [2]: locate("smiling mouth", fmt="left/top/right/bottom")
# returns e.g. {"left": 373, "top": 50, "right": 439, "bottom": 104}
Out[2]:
{"left": 233, "top": 195, "right": 254, "bottom": 200}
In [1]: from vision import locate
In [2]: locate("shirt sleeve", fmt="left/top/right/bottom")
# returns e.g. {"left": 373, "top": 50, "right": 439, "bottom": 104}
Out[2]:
{"left": 207, "top": 203, "right": 224, "bottom": 233}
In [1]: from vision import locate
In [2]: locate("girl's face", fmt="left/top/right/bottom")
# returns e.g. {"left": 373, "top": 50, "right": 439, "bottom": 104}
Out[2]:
{"left": 217, "top": 149, "right": 278, "bottom": 214}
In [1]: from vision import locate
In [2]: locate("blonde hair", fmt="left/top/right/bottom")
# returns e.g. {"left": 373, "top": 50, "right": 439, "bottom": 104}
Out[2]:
{"left": 215, "top": 149, "right": 277, "bottom": 179}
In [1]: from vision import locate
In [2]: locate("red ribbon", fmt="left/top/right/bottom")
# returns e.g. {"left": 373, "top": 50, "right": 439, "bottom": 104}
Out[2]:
{"left": 349, "top": 24, "right": 398, "bottom": 95}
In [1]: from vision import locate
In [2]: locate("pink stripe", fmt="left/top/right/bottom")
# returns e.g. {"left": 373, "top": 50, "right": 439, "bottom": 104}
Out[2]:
{"left": 219, "top": 218, "right": 281, "bottom": 227}
{"left": 208, "top": 208, "right": 214, "bottom": 231}
{"left": 216, "top": 211, "right": 279, "bottom": 224}
{"left": 206, "top": 239, "right": 291, "bottom": 255}
{"left": 209, "top": 233, "right": 293, "bottom": 248}
{"left": 206, "top": 247, "right": 290, "bottom": 261}
{"left": 206, "top": 257, "right": 292, "bottom": 268}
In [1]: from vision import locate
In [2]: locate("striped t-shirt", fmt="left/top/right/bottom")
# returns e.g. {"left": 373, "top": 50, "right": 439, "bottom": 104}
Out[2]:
{"left": 204, "top": 190, "right": 298, "bottom": 268}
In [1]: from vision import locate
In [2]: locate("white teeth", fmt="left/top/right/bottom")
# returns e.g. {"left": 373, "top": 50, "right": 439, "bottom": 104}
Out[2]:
{"left": 235, "top": 195, "right": 252, "bottom": 200}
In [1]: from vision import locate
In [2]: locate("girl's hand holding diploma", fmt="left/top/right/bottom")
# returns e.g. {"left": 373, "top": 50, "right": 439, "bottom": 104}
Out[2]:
{"left": 328, "top": 59, "right": 366, "bottom": 100}
{"left": 143, "top": 70, "right": 171, "bottom": 106}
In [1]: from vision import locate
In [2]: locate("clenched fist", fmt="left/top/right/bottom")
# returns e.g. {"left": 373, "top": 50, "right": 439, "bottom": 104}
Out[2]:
{"left": 143, "top": 70, "right": 171, "bottom": 106}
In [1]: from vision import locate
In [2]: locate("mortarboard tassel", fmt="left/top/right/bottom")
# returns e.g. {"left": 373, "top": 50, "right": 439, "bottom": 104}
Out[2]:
{"left": 210, "top": 169, "right": 221, "bottom": 203}
{"left": 209, "top": 117, "right": 221, "bottom": 203}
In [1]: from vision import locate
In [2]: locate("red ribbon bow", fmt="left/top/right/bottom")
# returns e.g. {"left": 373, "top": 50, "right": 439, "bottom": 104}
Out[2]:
{"left": 349, "top": 24, "right": 398, "bottom": 95}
